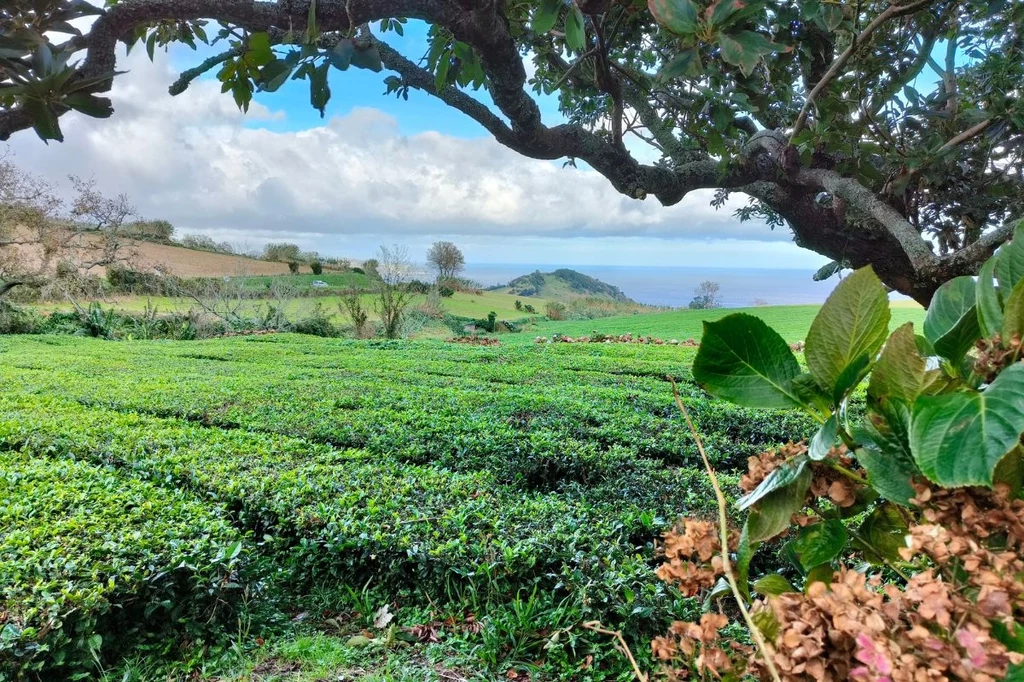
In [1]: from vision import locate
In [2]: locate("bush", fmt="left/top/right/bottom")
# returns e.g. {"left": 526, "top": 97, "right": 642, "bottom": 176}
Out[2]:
{"left": 287, "top": 261, "right": 300, "bottom": 274}
{"left": 656, "top": 221, "right": 1024, "bottom": 681}
{"left": 0, "top": 449, "right": 243, "bottom": 678}
{"left": 545, "top": 301, "right": 567, "bottom": 320}
{"left": 290, "top": 302, "right": 338, "bottom": 337}
{"left": 438, "top": 285, "right": 455, "bottom": 298}
{"left": 310, "top": 261, "right": 323, "bottom": 275}
{"left": 106, "top": 265, "right": 169, "bottom": 295}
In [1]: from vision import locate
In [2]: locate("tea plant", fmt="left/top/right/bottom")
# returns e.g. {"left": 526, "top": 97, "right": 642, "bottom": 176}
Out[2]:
{"left": 654, "top": 221, "right": 1024, "bottom": 680}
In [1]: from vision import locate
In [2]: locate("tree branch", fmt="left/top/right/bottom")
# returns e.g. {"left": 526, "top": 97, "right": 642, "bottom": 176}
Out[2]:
{"left": 791, "top": 0, "right": 935, "bottom": 141}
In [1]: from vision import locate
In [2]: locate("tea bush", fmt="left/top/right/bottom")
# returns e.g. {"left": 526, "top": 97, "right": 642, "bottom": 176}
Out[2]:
{"left": 0, "top": 450, "right": 244, "bottom": 678}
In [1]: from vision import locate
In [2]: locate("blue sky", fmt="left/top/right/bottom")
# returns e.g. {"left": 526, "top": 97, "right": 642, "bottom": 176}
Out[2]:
{"left": 10, "top": 21, "right": 830, "bottom": 272}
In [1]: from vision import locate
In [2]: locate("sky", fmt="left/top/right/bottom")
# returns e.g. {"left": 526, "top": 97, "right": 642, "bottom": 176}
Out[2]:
{"left": 6, "top": 20, "right": 830, "bottom": 270}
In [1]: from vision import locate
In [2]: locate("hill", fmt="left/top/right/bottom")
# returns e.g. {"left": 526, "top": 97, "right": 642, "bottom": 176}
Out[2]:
{"left": 0, "top": 226, "right": 315, "bottom": 278}
{"left": 496, "top": 268, "right": 632, "bottom": 302}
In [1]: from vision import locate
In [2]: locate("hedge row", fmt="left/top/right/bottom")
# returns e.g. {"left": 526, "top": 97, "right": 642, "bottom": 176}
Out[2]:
{"left": 0, "top": 335, "right": 814, "bottom": 478}
{"left": 0, "top": 449, "right": 243, "bottom": 678}
{"left": 0, "top": 394, "right": 721, "bottom": 643}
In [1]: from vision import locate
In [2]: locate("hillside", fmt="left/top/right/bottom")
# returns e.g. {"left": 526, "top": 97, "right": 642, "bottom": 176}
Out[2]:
{"left": 496, "top": 268, "right": 632, "bottom": 302}
{"left": 0, "top": 226, "right": 315, "bottom": 278}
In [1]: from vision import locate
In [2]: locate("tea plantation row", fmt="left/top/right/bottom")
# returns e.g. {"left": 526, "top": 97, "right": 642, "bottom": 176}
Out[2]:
{"left": 0, "top": 335, "right": 815, "bottom": 678}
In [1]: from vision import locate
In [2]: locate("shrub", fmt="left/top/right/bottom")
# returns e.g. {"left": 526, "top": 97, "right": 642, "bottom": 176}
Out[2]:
{"left": 0, "top": 449, "right": 243, "bottom": 678}
{"left": 310, "top": 261, "right": 323, "bottom": 275}
{"left": 290, "top": 302, "right": 338, "bottom": 337}
{"left": 654, "top": 221, "right": 1024, "bottom": 681}
{"left": 545, "top": 301, "right": 567, "bottom": 320}
{"left": 438, "top": 285, "right": 455, "bottom": 298}
{"left": 287, "top": 261, "right": 300, "bottom": 274}
{"left": 514, "top": 299, "right": 522, "bottom": 311}
{"left": 340, "top": 293, "right": 370, "bottom": 338}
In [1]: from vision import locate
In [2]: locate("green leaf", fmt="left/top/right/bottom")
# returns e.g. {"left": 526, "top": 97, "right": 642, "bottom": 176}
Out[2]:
{"left": 258, "top": 59, "right": 293, "bottom": 91}
{"left": 330, "top": 39, "right": 354, "bottom": 71}
{"left": 994, "top": 220, "right": 1024, "bottom": 293}
{"left": 853, "top": 503, "right": 908, "bottom": 564}
{"left": 855, "top": 401, "right": 920, "bottom": 506}
{"left": 248, "top": 32, "right": 273, "bottom": 66}
{"left": 923, "top": 276, "right": 981, "bottom": 364}
{"left": 309, "top": 61, "right": 331, "bottom": 116}
{"left": 693, "top": 314, "right": 803, "bottom": 409}
{"left": 803, "top": 563, "right": 833, "bottom": 588}
{"left": 564, "top": 6, "right": 586, "bottom": 52}
{"left": 744, "top": 460, "right": 811, "bottom": 543}
{"left": 708, "top": 0, "right": 738, "bottom": 27}
{"left": 703, "top": 576, "right": 732, "bottom": 610}
{"left": 350, "top": 44, "right": 383, "bottom": 72}
{"left": 434, "top": 54, "right": 451, "bottom": 91}
{"left": 718, "top": 30, "right": 774, "bottom": 78}
{"left": 146, "top": 32, "right": 157, "bottom": 61}
{"left": 24, "top": 99, "right": 63, "bottom": 143}
{"left": 977, "top": 254, "right": 1004, "bottom": 339}
{"left": 648, "top": 0, "right": 699, "bottom": 35}
{"left": 993, "top": 445, "right": 1023, "bottom": 499}
{"left": 532, "top": 0, "right": 562, "bottom": 34}
{"left": 910, "top": 363, "right": 1024, "bottom": 487}
{"left": 805, "top": 267, "right": 890, "bottom": 398}
{"left": 788, "top": 519, "right": 847, "bottom": 571}
{"left": 808, "top": 413, "right": 838, "bottom": 461}
{"left": 822, "top": 4, "right": 843, "bottom": 30}
{"left": 991, "top": 619, "right": 1024, "bottom": 654}
{"left": 868, "top": 323, "right": 925, "bottom": 403}
{"left": 62, "top": 93, "right": 113, "bottom": 119}
{"left": 1002, "top": 277, "right": 1024, "bottom": 341}
{"left": 735, "top": 521, "right": 754, "bottom": 601}
{"left": 753, "top": 573, "right": 795, "bottom": 596}
{"left": 659, "top": 48, "right": 702, "bottom": 80}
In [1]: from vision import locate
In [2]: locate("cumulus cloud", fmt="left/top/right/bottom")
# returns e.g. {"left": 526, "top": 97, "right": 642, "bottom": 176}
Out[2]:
{"left": 9, "top": 47, "right": 781, "bottom": 247}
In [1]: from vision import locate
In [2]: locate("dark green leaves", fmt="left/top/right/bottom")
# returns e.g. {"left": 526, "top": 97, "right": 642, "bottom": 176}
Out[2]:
{"left": 532, "top": 0, "right": 562, "bottom": 34}
{"left": 62, "top": 93, "right": 114, "bottom": 119}
{"left": 910, "top": 363, "right": 1024, "bottom": 487}
{"left": 854, "top": 503, "right": 908, "bottom": 564}
{"left": 351, "top": 44, "right": 383, "bottom": 72}
{"left": 923, "top": 276, "right": 980, "bottom": 364}
{"left": 693, "top": 314, "right": 802, "bottom": 408}
{"left": 977, "top": 255, "right": 1003, "bottom": 339}
{"left": 330, "top": 39, "right": 355, "bottom": 71}
{"left": 564, "top": 6, "right": 586, "bottom": 52}
{"left": 994, "top": 220, "right": 1024, "bottom": 294}
{"left": 741, "top": 457, "right": 811, "bottom": 543}
{"left": 805, "top": 267, "right": 890, "bottom": 400}
{"left": 787, "top": 519, "right": 847, "bottom": 571}
{"left": 753, "top": 574, "right": 795, "bottom": 596}
{"left": 718, "top": 30, "right": 775, "bottom": 77}
{"left": 648, "top": 0, "right": 698, "bottom": 35}
{"left": 1003, "top": 278, "right": 1024, "bottom": 341}
{"left": 868, "top": 323, "right": 924, "bottom": 403}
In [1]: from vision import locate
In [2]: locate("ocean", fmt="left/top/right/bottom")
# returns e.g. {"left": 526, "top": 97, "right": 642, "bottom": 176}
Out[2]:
{"left": 461, "top": 264, "right": 883, "bottom": 309}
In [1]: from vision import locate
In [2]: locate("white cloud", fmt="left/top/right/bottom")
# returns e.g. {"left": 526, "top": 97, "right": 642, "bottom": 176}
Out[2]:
{"left": 9, "top": 48, "right": 789, "bottom": 255}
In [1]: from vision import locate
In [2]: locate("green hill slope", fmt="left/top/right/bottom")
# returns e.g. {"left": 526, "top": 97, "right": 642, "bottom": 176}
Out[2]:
{"left": 496, "top": 268, "right": 632, "bottom": 302}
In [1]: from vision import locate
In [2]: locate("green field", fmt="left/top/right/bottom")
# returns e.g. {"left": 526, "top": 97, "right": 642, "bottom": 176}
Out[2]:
{"left": 516, "top": 300, "right": 925, "bottom": 344}
{"left": 30, "top": 288, "right": 548, "bottom": 322}
{"left": 0, "top": 333, "right": 817, "bottom": 680}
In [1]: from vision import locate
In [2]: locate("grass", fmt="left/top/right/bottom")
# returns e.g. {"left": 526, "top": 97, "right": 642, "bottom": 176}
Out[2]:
{"left": 509, "top": 300, "right": 926, "bottom": 344}
{"left": 28, "top": 289, "right": 549, "bottom": 323}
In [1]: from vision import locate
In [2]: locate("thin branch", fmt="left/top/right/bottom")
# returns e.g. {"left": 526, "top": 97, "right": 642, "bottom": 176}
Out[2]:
{"left": 669, "top": 377, "right": 782, "bottom": 682}
{"left": 580, "top": 622, "right": 648, "bottom": 682}
{"left": 791, "top": 0, "right": 934, "bottom": 141}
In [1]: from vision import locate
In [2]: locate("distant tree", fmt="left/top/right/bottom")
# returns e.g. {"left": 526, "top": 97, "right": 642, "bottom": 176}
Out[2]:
{"left": 263, "top": 242, "right": 301, "bottom": 262}
{"left": 127, "top": 219, "right": 174, "bottom": 243}
{"left": 310, "top": 261, "right": 323, "bottom": 275}
{"left": 216, "top": 240, "right": 234, "bottom": 254}
{"left": 752, "top": 297, "right": 769, "bottom": 307}
{"left": 362, "top": 258, "right": 379, "bottom": 279}
{"left": 688, "top": 281, "right": 723, "bottom": 310}
{"left": 545, "top": 301, "right": 567, "bottom": 320}
{"left": 374, "top": 245, "right": 414, "bottom": 339}
{"left": 340, "top": 293, "right": 370, "bottom": 338}
{"left": 287, "top": 261, "right": 299, "bottom": 274}
{"left": 179, "top": 233, "right": 218, "bottom": 251}
{"left": 426, "top": 241, "right": 465, "bottom": 282}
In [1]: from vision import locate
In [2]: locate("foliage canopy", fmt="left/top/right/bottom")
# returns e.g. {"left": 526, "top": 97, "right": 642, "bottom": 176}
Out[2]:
{"left": 2, "top": 0, "right": 1022, "bottom": 302}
